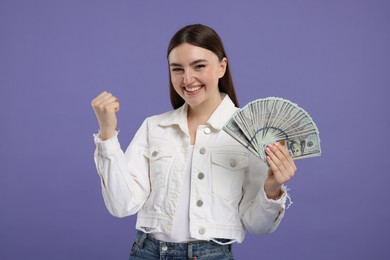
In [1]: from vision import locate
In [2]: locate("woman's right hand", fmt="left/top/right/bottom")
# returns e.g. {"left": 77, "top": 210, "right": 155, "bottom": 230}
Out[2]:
{"left": 91, "top": 91, "right": 120, "bottom": 140}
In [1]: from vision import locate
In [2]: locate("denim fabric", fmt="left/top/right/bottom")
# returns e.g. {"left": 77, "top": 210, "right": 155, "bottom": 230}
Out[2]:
{"left": 129, "top": 231, "right": 234, "bottom": 260}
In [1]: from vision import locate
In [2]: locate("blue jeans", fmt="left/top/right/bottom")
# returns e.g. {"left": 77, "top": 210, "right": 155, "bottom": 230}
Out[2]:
{"left": 129, "top": 230, "right": 234, "bottom": 260}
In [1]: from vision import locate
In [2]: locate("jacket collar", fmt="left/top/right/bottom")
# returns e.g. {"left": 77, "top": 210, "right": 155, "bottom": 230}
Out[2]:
{"left": 158, "top": 93, "right": 238, "bottom": 131}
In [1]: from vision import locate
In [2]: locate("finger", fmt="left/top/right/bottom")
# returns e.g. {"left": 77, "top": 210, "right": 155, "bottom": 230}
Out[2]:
{"left": 267, "top": 144, "right": 288, "bottom": 167}
{"left": 266, "top": 145, "right": 287, "bottom": 175}
{"left": 97, "top": 91, "right": 109, "bottom": 98}
{"left": 107, "top": 97, "right": 120, "bottom": 112}
{"left": 94, "top": 95, "right": 119, "bottom": 112}
{"left": 276, "top": 142, "right": 293, "bottom": 161}
{"left": 92, "top": 91, "right": 111, "bottom": 107}
{"left": 93, "top": 91, "right": 117, "bottom": 105}
{"left": 273, "top": 143, "right": 296, "bottom": 171}
{"left": 266, "top": 144, "right": 295, "bottom": 183}
{"left": 100, "top": 99, "right": 119, "bottom": 113}
{"left": 266, "top": 155, "right": 285, "bottom": 183}
{"left": 113, "top": 101, "right": 120, "bottom": 112}
{"left": 102, "top": 95, "right": 118, "bottom": 105}
{"left": 98, "top": 93, "right": 115, "bottom": 105}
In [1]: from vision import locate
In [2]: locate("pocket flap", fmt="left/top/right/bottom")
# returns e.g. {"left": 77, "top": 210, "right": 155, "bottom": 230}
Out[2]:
{"left": 144, "top": 147, "right": 175, "bottom": 160}
{"left": 211, "top": 153, "right": 249, "bottom": 170}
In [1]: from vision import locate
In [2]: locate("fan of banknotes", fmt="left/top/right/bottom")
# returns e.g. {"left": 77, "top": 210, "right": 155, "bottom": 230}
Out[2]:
{"left": 223, "top": 97, "right": 321, "bottom": 161}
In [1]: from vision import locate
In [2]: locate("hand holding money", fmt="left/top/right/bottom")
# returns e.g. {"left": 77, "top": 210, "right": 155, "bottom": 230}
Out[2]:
{"left": 264, "top": 142, "right": 296, "bottom": 199}
{"left": 223, "top": 97, "right": 321, "bottom": 161}
{"left": 223, "top": 97, "right": 321, "bottom": 198}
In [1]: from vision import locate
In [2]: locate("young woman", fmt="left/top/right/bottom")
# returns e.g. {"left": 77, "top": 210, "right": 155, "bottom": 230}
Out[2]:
{"left": 91, "top": 24, "right": 296, "bottom": 260}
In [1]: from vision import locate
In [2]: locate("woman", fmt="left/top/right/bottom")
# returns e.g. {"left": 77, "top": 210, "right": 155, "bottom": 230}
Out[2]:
{"left": 91, "top": 24, "right": 296, "bottom": 260}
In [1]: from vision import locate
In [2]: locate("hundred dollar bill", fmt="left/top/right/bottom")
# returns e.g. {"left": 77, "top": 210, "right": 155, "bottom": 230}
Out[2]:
{"left": 223, "top": 117, "right": 260, "bottom": 158}
{"left": 286, "top": 132, "right": 321, "bottom": 159}
{"left": 223, "top": 97, "right": 321, "bottom": 162}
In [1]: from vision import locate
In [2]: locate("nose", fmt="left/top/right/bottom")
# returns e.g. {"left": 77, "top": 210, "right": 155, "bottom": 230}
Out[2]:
{"left": 182, "top": 70, "right": 194, "bottom": 86}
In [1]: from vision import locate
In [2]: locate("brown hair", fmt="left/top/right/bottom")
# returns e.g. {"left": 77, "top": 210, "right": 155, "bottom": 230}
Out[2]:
{"left": 167, "top": 24, "right": 239, "bottom": 109}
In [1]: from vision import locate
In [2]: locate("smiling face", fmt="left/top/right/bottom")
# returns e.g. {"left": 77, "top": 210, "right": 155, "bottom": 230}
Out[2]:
{"left": 168, "top": 43, "right": 227, "bottom": 111}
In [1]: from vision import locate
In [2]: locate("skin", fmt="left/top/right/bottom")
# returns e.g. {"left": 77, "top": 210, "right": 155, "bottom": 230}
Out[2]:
{"left": 168, "top": 43, "right": 227, "bottom": 145}
{"left": 91, "top": 43, "right": 296, "bottom": 200}
{"left": 91, "top": 91, "right": 119, "bottom": 140}
{"left": 265, "top": 142, "right": 296, "bottom": 199}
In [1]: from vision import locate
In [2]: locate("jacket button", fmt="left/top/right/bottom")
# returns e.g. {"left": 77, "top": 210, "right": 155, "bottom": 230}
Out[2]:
{"left": 199, "top": 147, "right": 206, "bottom": 154}
{"left": 199, "top": 227, "right": 205, "bottom": 235}
{"left": 196, "top": 200, "right": 203, "bottom": 207}
{"left": 198, "top": 172, "right": 204, "bottom": 180}
{"left": 230, "top": 159, "right": 237, "bottom": 168}
{"left": 204, "top": 127, "right": 211, "bottom": 134}
{"left": 152, "top": 151, "right": 158, "bottom": 157}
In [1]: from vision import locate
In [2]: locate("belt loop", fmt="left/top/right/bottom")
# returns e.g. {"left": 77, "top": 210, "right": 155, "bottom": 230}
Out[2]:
{"left": 187, "top": 243, "right": 193, "bottom": 259}
{"left": 137, "top": 231, "right": 148, "bottom": 249}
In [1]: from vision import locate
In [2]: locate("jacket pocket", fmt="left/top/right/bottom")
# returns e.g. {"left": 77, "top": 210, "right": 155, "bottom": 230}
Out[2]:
{"left": 144, "top": 147, "right": 176, "bottom": 189}
{"left": 211, "top": 151, "right": 249, "bottom": 200}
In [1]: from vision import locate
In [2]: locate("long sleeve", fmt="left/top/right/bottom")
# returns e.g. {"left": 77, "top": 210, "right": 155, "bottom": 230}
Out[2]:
{"left": 93, "top": 120, "right": 151, "bottom": 217}
{"left": 239, "top": 156, "right": 288, "bottom": 235}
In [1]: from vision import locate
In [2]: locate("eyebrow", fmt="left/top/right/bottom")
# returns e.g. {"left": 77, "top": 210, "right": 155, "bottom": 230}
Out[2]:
{"left": 169, "top": 59, "right": 208, "bottom": 67}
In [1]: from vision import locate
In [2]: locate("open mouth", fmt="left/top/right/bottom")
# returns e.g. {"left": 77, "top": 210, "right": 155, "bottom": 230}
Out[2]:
{"left": 184, "top": 85, "right": 204, "bottom": 93}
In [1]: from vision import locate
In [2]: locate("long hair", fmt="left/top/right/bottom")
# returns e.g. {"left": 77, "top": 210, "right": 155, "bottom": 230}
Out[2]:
{"left": 167, "top": 24, "right": 239, "bottom": 109}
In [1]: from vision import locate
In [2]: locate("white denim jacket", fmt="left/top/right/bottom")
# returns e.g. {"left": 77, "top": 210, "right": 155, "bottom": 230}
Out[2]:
{"left": 93, "top": 94, "right": 288, "bottom": 243}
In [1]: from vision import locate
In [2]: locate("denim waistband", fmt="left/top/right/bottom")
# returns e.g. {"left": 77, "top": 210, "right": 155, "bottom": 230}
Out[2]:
{"left": 133, "top": 230, "right": 232, "bottom": 259}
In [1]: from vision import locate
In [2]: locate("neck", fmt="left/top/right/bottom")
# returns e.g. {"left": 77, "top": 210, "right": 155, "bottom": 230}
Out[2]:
{"left": 187, "top": 95, "right": 222, "bottom": 124}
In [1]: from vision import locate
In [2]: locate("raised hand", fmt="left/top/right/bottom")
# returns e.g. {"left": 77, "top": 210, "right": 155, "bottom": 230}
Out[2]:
{"left": 91, "top": 91, "right": 120, "bottom": 140}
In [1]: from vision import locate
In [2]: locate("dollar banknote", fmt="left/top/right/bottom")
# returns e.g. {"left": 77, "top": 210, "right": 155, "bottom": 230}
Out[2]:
{"left": 223, "top": 97, "right": 321, "bottom": 161}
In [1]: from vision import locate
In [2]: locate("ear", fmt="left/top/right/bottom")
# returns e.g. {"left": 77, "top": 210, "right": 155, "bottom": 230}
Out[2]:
{"left": 218, "top": 57, "right": 227, "bottom": 78}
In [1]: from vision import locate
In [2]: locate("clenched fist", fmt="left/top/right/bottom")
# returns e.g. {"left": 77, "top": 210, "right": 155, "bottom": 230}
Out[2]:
{"left": 91, "top": 91, "right": 120, "bottom": 140}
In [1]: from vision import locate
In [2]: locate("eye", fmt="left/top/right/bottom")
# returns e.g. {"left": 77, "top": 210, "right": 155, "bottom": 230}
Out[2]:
{"left": 195, "top": 64, "right": 206, "bottom": 70}
{"left": 171, "top": 67, "right": 183, "bottom": 73}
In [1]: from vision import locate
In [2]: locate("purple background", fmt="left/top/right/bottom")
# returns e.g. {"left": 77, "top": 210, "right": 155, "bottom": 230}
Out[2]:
{"left": 1, "top": 1, "right": 389, "bottom": 259}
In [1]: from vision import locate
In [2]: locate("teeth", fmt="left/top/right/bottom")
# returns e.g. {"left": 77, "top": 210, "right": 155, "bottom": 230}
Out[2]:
{"left": 185, "top": 86, "right": 202, "bottom": 92}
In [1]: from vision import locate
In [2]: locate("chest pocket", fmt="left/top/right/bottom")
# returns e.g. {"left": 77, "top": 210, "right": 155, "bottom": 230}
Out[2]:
{"left": 211, "top": 152, "right": 249, "bottom": 200}
{"left": 144, "top": 147, "right": 176, "bottom": 189}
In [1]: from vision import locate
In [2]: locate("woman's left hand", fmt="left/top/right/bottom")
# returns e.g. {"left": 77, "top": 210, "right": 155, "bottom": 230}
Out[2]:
{"left": 264, "top": 142, "right": 297, "bottom": 199}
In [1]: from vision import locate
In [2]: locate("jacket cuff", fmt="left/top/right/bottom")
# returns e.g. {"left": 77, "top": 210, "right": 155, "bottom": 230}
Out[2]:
{"left": 93, "top": 131, "right": 121, "bottom": 156}
{"left": 259, "top": 185, "right": 288, "bottom": 210}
